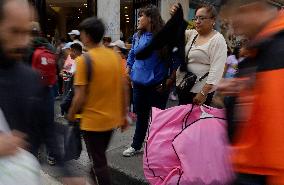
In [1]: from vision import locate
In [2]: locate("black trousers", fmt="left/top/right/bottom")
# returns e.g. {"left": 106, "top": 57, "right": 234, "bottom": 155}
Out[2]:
{"left": 83, "top": 130, "right": 113, "bottom": 185}
{"left": 131, "top": 83, "right": 169, "bottom": 150}
{"left": 234, "top": 174, "right": 267, "bottom": 185}
{"left": 177, "top": 90, "right": 215, "bottom": 106}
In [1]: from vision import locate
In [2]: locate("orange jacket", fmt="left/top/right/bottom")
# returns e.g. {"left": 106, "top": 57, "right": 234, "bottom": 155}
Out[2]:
{"left": 232, "top": 10, "right": 284, "bottom": 184}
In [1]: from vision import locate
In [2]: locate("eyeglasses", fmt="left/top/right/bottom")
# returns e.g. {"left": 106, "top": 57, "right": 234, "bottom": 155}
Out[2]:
{"left": 193, "top": 16, "right": 213, "bottom": 22}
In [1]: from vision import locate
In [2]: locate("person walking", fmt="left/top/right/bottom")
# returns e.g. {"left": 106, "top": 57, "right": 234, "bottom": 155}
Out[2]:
{"left": 68, "top": 29, "right": 84, "bottom": 48}
{"left": 171, "top": 3, "right": 227, "bottom": 106}
{"left": 122, "top": 5, "right": 177, "bottom": 157}
{"left": 219, "top": 0, "right": 284, "bottom": 184}
{"left": 60, "top": 43, "right": 82, "bottom": 116}
{"left": 0, "top": 1, "right": 85, "bottom": 184}
{"left": 61, "top": 42, "right": 76, "bottom": 97}
{"left": 67, "top": 17, "right": 128, "bottom": 185}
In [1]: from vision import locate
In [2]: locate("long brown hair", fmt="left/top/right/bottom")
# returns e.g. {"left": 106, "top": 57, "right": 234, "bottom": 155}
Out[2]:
{"left": 138, "top": 5, "right": 169, "bottom": 60}
{"left": 138, "top": 5, "right": 165, "bottom": 36}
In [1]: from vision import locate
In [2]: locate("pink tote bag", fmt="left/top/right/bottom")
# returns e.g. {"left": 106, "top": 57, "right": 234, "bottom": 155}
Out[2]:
{"left": 143, "top": 105, "right": 234, "bottom": 185}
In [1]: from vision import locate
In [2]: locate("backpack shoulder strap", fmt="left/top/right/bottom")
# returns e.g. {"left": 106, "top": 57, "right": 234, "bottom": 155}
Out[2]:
{"left": 83, "top": 53, "right": 93, "bottom": 83}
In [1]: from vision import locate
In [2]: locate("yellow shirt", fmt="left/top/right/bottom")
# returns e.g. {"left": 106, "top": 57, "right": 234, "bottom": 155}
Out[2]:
{"left": 74, "top": 47, "right": 124, "bottom": 131}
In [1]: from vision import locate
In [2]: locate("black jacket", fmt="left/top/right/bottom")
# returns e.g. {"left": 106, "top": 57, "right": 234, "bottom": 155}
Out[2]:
{"left": 136, "top": 3, "right": 188, "bottom": 66}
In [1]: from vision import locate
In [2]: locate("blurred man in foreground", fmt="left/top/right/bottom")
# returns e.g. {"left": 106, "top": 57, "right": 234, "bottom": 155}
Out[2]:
{"left": 220, "top": 0, "right": 284, "bottom": 184}
{"left": 0, "top": 0, "right": 84, "bottom": 184}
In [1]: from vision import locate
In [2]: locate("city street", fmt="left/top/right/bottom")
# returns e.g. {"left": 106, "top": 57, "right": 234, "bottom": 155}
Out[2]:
{"left": 42, "top": 99, "right": 178, "bottom": 185}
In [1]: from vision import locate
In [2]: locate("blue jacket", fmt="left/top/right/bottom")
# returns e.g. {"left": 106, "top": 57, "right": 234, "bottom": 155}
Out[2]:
{"left": 127, "top": 32, "right": 169, "bottom": 86}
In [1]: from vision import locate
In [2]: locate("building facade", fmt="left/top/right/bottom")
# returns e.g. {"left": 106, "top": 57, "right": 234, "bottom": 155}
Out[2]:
{"left": 32, "top": 0, "right": 224, "bottom": 43}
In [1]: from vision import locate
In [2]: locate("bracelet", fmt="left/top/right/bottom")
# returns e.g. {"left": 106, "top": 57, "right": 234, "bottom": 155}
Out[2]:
{"left": 200, "top": 90, "right": 207, "bottom": 97}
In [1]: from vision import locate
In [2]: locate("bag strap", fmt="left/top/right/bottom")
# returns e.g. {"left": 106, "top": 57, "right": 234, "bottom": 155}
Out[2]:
{"left": 198, "top": 72, "right": 209, "bottom": 82}
{"left": 83, "top": 53, "right": 93, "bottom": 83}
{"left": 186, "top": 34, "right": 198, "bottom": 61}
{"left": 185, "top": 34, "right": 209, "bottom": 82}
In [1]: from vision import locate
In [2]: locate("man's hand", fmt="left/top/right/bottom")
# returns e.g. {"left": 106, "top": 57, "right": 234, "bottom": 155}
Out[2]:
{"left": 170, "top": 3, "right": 180, "bottom": 16}
{"left": 0, "top": 131, "right": 27, "bottom": 157}
{"left": 217, "top": 78, "right": 249, "bottom": 96}
{"left": 193, "top": 92, "right": 207, "bottom": 105}
{"left": 67, "top": 112, "right": 76, "bottom": 122}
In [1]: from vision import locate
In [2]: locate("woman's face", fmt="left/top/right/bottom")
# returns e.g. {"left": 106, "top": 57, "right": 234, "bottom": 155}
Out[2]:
{"left": 194, "top": 8, "right": 215, "bottom": 33}
{"left": 137, "top": 13, "right": 151, "bottom": 31}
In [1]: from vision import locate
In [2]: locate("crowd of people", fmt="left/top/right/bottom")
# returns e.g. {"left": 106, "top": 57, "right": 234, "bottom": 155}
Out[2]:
{"left": 0, "top": 0, "right": 284, "bottom": 184}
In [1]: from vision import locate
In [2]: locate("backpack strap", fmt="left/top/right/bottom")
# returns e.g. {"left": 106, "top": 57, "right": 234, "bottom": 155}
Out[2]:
{"left": 83, "top": 53, "right": 93, "bottom": 83}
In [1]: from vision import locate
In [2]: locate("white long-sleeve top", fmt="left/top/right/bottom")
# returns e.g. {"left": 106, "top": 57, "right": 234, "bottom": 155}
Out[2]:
{"left": 176, "top": 29, "right": 227, "bottom": 93}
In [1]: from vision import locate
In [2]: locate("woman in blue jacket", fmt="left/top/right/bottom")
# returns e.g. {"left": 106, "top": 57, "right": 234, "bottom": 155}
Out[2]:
{"left": 123, "top": 5, "right": 177, "bottom": 157}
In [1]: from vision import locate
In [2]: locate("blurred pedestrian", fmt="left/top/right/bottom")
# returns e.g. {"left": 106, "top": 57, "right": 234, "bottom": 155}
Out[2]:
{"left": 70, "top": 43, "right": 83, "bottom": 61}
{"left": 220, "top": 0, "right": 284, "bottom": 184}
{"left": 109, "top": 39, "right": 128, "bottom": 59}
{"left": 123, "top": 5, "right": 177, "bottom": 157}
{"left": 224, "top": 46, "right": 242, "bottom": 79}
{"left": 67, "top": 17, "right": 128, "bottom": 185}
{"left": 171, "top": 3, "right": 228, "bottom": 106}
{"left": 61, "top": 42, "right": 76, "bottom": 97}
{"left": 25, "top": 21, "right": 58, "bottom": 165}
{"left": 55, "top": 38, "right": 67, "bottom": 98}
{"left": 109, "top": 40, "right": 137, "bottom": 124}
{"left": 0, "top": 0, "right": 84, "bottom": 184}
{"left": 68, "top": 29, "right": 83, "bottom": 48}
{"left": 102, "top": 36, "right": 112, "bottom": 47}
{"left": 60, "top": 43, "right": 82, "bottom": 116}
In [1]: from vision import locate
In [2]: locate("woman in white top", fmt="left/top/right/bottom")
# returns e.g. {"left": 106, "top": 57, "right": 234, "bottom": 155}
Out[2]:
{"left": 171, "top": 4, "right": 227, "bottom": 105}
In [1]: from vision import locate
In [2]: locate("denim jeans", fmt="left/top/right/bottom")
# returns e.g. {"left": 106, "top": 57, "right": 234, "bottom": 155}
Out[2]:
{"left": 131, "top": 83, "right": 169, "bottom": 150}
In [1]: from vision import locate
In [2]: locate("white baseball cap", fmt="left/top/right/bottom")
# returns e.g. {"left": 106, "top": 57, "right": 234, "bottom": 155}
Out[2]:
{"left": 68, "top": 30, "right": 80, "bottom": 36}
{"left": 109, "top": 40, "right": 127, "bottom": 49}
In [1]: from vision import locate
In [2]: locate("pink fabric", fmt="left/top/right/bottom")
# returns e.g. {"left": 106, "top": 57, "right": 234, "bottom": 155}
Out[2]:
{"left": 63, "top": 55, "right": 75, "bottom": 73}
{"left": 143, "top": 105, "right": 234, "bottom": 185}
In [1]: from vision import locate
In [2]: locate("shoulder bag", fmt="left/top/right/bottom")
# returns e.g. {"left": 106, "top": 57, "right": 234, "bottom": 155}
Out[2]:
{"left": 176, "top": 34, "right": 209, "bottom": 94}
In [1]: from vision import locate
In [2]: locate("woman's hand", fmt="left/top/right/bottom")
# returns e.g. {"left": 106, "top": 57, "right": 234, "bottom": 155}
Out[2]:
{"left": 170, "top": 3, "right": 180, "bottom": 16}
{"left": 193, "top": 92, "right": 207, "bottom": 105}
